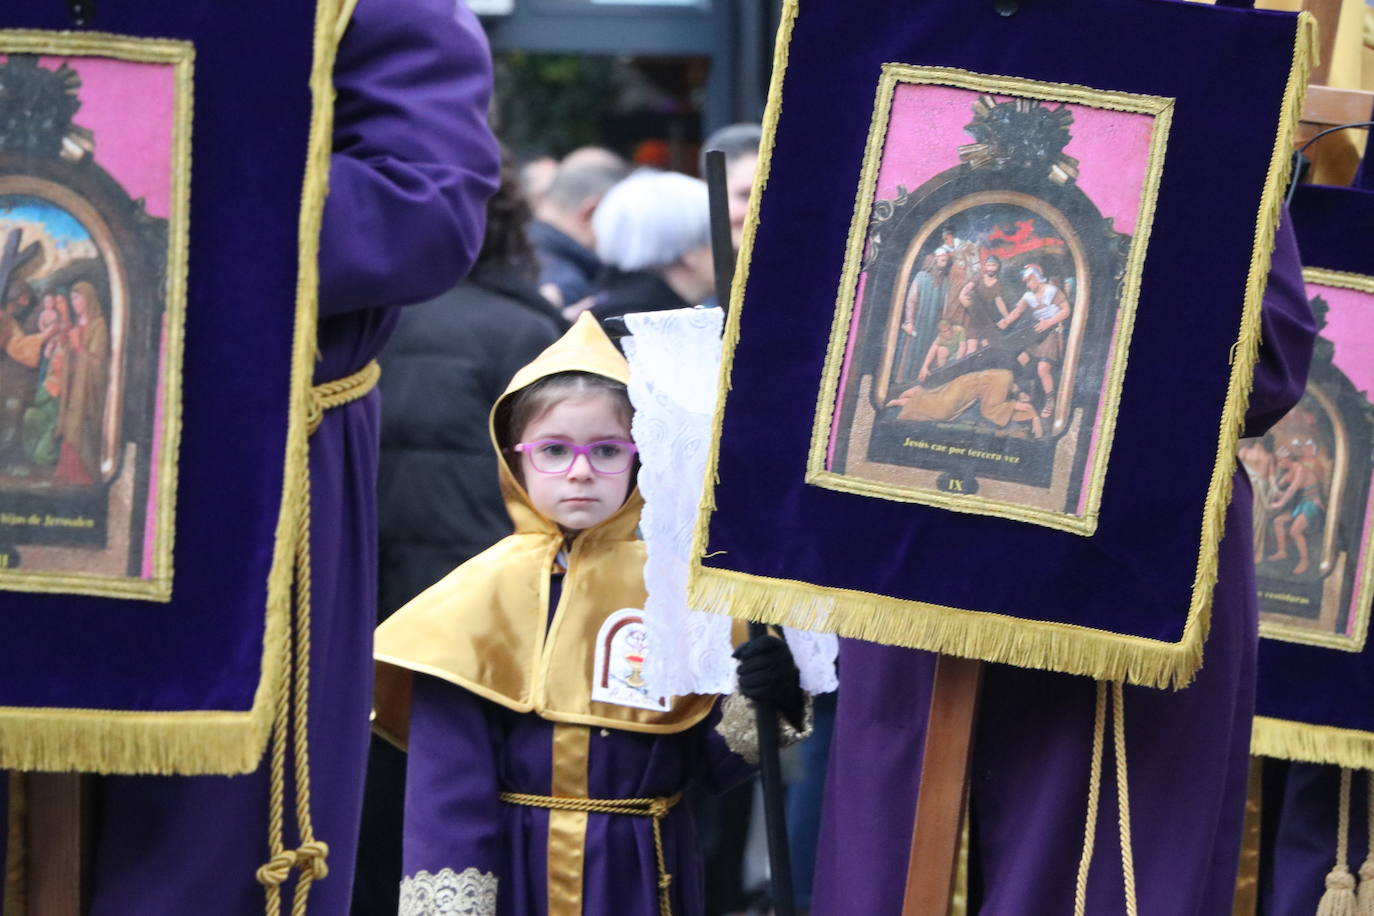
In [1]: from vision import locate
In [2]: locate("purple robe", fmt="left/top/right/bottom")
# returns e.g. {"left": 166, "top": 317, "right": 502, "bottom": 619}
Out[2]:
{"left": 85, "top": 1, "right": 499, "bottom": 912}
{"left": 403, "top": 675, "right": 753, "bottom": 915}
{"left": 812, "top": 217, "right": 1315, "bottom": 915}
{"left": 1259, "top": 762, "right": 1373, "bottom": 915}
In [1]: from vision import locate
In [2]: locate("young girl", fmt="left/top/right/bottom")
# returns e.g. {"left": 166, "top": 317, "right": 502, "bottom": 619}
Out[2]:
{"left": 374, "top": 314, "right": 806, "bottom": 916}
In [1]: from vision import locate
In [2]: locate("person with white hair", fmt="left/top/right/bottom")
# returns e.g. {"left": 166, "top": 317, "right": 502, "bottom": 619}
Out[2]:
{"left": 589, "top": 169, "right": 715, "bottom": 323}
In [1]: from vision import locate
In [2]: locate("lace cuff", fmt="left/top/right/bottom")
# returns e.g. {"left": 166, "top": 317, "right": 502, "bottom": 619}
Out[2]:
{"left": 715, "top": 692, "right": 815, "bottom": 765}
{"left": 399, "top": 866, "right": 498, "bottom": 916}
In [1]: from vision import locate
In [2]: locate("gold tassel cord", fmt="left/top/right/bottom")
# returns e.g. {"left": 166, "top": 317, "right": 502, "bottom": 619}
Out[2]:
{"left": 1359, "top": 771, "right": 1374, "bottom": 915}
{"left": 288, "top": 470, "right": 329, "bottom": 916}
{"left": 1317, "top": 768, "right": 1358, "bottom": 916}
{"left": 256, "top": 360, "right": 378, "bottom": 916}
{"left": 1112, "top": 682, "right": 1139, "bottom": 916}
{"left": 1073, "top": 681, "right": 1139, "bottom": 916}
{"left": 306, "top": 360, "right": 381, "bottom": 435}
{"left": 500, "top": 791, "right": 683, "bottom": 916}
{"left": 1073, "top": 680, "right": 1108, "bottom": 916}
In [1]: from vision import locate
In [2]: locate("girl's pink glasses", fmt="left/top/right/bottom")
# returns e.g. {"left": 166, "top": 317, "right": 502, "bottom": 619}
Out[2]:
{"left": 514, "top": 439, "right": 638, "bottom": 475}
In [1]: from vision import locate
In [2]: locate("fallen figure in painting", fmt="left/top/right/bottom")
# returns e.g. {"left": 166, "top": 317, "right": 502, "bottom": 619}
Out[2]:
{"left": 886, "top": 366, "right": 1044, "bottom": 437}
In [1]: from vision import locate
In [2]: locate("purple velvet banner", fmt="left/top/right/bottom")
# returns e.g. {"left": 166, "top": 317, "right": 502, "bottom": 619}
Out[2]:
{"left": 691, "top": 0, "right": 1311, "bottom": 688}
{"left": 1255, "top": 183, "right": 1374, "bottom": 766}
{"left": 0, "top": 0, "right": 330, "bottom": 773}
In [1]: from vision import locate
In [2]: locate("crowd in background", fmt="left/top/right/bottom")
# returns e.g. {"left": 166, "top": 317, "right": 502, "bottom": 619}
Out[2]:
{"left": 356, "top": 124, "right": 835, "bottom": 915}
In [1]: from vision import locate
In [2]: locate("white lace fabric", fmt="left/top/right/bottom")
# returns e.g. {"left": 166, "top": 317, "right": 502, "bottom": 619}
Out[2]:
{"left": 623, "top": 307, "right": 838, "bottom": 698}
{"left": 398, "top": 867, "right": 497, "bottom": 916}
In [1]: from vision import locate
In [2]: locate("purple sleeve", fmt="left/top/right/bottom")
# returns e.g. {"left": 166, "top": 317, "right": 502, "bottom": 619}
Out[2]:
{"left": 403, "top": 676, "right": 506, "bottom": 884}
{"left": 1244, "top": 213, "right": 1317, "bottom": 438}
{"left": 320, "top": 0, "right": 501, "bottom": 318}
{"left": 692, "top": 700, "right": 758, "bottom": 795}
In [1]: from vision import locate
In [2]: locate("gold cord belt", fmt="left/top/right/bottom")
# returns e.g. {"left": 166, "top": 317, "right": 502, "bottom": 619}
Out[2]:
{"left": 306, "top": 359, "right": 381, "bottom": 435}
{"left": 499, "top": 790, "right": 684, "bottom": 916}
{"left": 254, "top": 357, "right": 381, "bottom": 915}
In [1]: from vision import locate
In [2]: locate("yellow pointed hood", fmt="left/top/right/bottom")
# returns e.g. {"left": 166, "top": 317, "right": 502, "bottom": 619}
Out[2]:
{"left": 492, "top": 311, "right": 642, "bottom": 539}
{"left": 374, "top": 314, "right": 714, "bottom": 745}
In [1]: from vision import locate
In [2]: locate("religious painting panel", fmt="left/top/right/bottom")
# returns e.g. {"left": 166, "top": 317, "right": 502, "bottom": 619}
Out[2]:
{"left": 809, "top": 67, "right": 1171, "bottom": 535}
{"left": 0, "top": 36, "right": 190, "bottom": 599}
{"left": 1248, "top": 269, "right": 1374, "bottom": 651}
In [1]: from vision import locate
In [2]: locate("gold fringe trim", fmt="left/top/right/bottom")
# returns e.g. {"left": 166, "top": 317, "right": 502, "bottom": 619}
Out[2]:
{"left": 690, "top": 9, "right": 1317, "bottom": 690}
{"left": 0, "top": 708, "right": 264, "bottom": 774}
{"left": 688, "top": 567, "right": 1198, "bottom": 688}
{"left": 1254, "top": 717, "right": 1374, "bottom": 770}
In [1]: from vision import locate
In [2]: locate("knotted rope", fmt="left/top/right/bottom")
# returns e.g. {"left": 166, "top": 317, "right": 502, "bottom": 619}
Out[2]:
{"left": 257, "top": 360, "right": 378, "bottom": 915}
{"left": 305, "top": 360, "right": 381, "bottom": 435}
{"left": 500, "top": 790, "right": 683, "bottom": 916}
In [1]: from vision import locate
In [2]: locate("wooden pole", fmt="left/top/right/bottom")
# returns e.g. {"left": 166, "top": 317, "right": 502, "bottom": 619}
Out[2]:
{"left": 25, "top": 773, "right": 92, "bottom": 916}
{"left": 902, "top": 655, "right": 984, "bottom": 916}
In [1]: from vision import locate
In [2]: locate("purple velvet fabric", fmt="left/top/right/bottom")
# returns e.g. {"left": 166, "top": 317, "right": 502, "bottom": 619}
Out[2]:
{"left": 403, "top": 676, "right": 752, "bottom": 915}
{"left": 700, "top": 0, "right": 1308, "bottom": 649}
{"left": 84, "top": 0, "right": 498, "bottom": 912}
{"left": 1258, "top": 762, "right": 1371, "bottom": 915}
{"left": 812, "top": 217, "right": 1314, "bottom": 914}
{"left": 1252, "top": 184, "right": 1374, "bottom": 915}
{"left": 1256, "top": 184, "right": 1374, "bottom": 736}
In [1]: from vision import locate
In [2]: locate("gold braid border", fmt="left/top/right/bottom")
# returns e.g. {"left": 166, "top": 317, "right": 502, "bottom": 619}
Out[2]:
{"left": 688, "top": 4, "right": 1317, "bottom": 689}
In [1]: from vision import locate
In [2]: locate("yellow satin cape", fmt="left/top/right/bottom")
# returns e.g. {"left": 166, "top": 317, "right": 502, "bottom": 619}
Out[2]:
{"left": 373, "top": 313, "right": 716, "bottom": 746}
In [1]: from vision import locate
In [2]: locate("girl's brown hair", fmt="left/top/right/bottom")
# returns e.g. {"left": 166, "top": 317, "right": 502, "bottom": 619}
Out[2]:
{"left": 495, "top": 371, "right": 633, "bottom": 457}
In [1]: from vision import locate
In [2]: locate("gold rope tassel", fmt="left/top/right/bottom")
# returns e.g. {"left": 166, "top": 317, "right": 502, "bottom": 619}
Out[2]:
{"left": 1317, "top": 768, "right": 1358, "bottom": 916}
{"left": 256, "top": 361, "right": 378, "bottom": 915}
{"left": 500, "top": 791, "right": 682, "bottom": 916}
{"left": 1111, "top": 682, "right": 1139, "bottom": 916}
{"left": 1073, "top": 681, "right": 1108, "bottom": 916}
{"left": 1073, "top": 681, "right": 1139, "bottom": 916}
{"left": 1358, "top": 771, "right": 1374, "bottom": 915}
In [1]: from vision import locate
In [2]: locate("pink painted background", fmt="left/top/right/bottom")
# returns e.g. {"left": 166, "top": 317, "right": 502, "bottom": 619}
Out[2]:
{"left": 874, "top": 84, "right": 1157, "bottom": 235}
{"left": 0, "top": 55, "right": 178, "bottom": 219}
{"left": 828, "top": 83, "right": 1158, "bottom": 472}
{"left": 2, "top": 53, "right": 178, "bottom": 580}
{"left": 1314, "top": 282, "right": 1374, "bottom": 403}
{"left": 1305, "top": 281, "right": 1374, "bottom": 637}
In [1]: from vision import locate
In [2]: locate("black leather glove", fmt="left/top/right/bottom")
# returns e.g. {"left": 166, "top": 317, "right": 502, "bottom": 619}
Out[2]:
{"left": 733, "top": 633, "right": 805, "bottom": 730}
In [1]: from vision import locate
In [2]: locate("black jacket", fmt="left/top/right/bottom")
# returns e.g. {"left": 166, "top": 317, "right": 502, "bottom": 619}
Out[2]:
{"left": 376, "top": 261, "right": 566, "bottom": 619}
{"left": 589, "top": 267, "right": 693, "bottom": 324}
{"left": 529, "top": 219, "right": 603, "bottom": 306}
